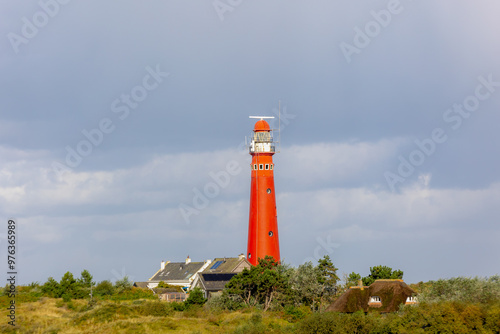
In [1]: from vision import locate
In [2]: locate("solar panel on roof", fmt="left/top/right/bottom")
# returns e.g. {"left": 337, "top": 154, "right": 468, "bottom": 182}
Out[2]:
{"left": 203, "top": 273, "right": 237, "bottom": 281}
{"left": 210, "top": 261, "right": 223, "bottom": 269}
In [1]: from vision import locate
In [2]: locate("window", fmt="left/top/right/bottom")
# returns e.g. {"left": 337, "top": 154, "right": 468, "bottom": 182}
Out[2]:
{"left": 270, "top": 164, "right": 273, "bottom": 170}
{"left": 259, "top": 164, "right": 263, "bottom": 170}
{"left": 254, "top": 132, "right": 271, "bottom": 142}
{"left": 248, "top": 253, "right": 252, "bottom": 259}
{"left": 254, "top": 164, "right": 257, "bottom": 170}
{"left": 369, "top": 296, "right": 381, "bottom": 303}
{"left": 266, "top": 188, "right": 272, "bottom": 194}
{"left": 406, "top": 296, "right": 418, "bottom": 303}
{"left": 269, "top": 231, "right": 273, "bottom": 237}
{"left": 265, "top": 164, "right": 269, "bottom": 170}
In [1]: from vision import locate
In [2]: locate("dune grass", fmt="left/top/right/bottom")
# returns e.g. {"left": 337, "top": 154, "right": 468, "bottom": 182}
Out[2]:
{"left": 1, "top": 292, "right": 499, "bottom": 333}
{"left": 0, "top": 296, "right": 292, "bottom": 333}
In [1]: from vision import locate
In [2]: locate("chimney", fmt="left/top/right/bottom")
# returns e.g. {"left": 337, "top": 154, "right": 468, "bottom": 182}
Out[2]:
{"left": 358, "top": 280, "right": 364, "bottom": 290}
{"left": 185, "top": 255, "right": 191, "bottom": 264}
{"left": 238, "top": 253, "right": 245, "bottom": 260}
{"left": 161, "top": 261, "right": 165, "bottom": 270}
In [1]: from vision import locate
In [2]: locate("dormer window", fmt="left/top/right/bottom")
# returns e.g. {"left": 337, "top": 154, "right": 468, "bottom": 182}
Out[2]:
{"left": 406, "top": 296, "right": 418, "bottom": 304}
{"left": 369, "top": 296, "right": 381, "bottom": 303}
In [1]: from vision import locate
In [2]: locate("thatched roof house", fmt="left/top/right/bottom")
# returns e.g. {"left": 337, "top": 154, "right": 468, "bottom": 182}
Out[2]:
{"left": 327, "top": 279, "right": 417, "bottom": 313}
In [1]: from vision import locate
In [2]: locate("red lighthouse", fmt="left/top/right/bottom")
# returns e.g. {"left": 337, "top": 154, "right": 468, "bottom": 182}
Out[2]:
{"left": 247, "top": 116, "right": 280, "bottom": 265}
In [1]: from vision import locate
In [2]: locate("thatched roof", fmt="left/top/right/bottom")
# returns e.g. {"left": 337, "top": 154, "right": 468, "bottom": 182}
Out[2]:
{"left": 327, "top": 279, "right": 416, "bottom": 313}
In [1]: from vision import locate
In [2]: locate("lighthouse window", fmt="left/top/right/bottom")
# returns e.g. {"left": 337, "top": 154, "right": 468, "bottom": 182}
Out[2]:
{"left": 254, "top": 164, "right": 257, "bottom": 170}
{"left": 269, "top": 231, "right": 273, "bottom": 237}
{"left": 259, "top": 164, "right": 263, "bottom": 170}
{"left": 270, "top": 164, "right": 273, "bottom": 170}
{"left": 266, "top": 188, "right": 272, "bottom": 194}
{"left": 248, "top": 253, "right": 252, "bottom": 259}
{"left": 265, "top": 164, "right": 269, "bottom": 170}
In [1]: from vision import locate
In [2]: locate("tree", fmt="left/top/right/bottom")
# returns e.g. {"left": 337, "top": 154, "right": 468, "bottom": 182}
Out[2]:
{"left": 59, "top": 271, "right": 82, "bottom": 299}
{"left": 362, "top": 265, "right": 403, "bottom": 286}
{"left": 115, "top": 276, "right": 133, "bottom": 293}
{"left": 317, "top": 255, "right": 340, "bottom": 300}
{"left": 226, "top": 256, "right": 289, "bottom": 311}
{"left": 290, "top": 256, "right": 340, "bottom": 311}
{"left": 290, "top": 262, "right": 323, "bottom": 309}
{"left": 185, "top": 287, "right": 207, "bottom": 306}
{"left": 95, "top": 280, "right": 115, "bottom": 296}
{"left": 78, "top": 269, "right": 94, "bottom": 289}
{"left": 41, "top": 277, "right": 60, "bottom": 298}
{"left": 345, "top": 272, "right": 362, "bottom": 288}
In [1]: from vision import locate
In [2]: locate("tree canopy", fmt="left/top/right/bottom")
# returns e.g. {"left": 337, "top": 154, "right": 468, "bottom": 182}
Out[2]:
{"left": 226, "top": 256, "right": 288, "bottom": 311}
{"left": 362, "top": 265, "right": 403, "bottom": 286}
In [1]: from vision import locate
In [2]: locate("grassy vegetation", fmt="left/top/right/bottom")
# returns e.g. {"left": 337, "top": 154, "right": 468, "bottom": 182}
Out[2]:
{"left": 1, "top": 293, "right": 499, "bottom": 333}
{"left": 0, "top": 296, "right": 294, "bottom": 333}
{"left": 1, "top": 268, "right": 499, "bottom": 333}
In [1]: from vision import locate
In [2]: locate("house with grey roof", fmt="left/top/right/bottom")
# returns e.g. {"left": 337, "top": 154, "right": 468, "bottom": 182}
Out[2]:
{"left": 191, "top": 254, "right": 251, "bottom": 298}
{"left": 137, "top": 256, "right": 212, "bottom": 291}
{"left": 201, "top": 254, "right": 251, "bottom": 274}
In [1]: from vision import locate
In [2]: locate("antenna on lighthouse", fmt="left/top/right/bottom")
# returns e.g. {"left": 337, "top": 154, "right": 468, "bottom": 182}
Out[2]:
{"left": 249, "top": 116, "right": 275, "bottom": 119}
{"left": 278, "top": 100, "right": 281, "bottom": 153}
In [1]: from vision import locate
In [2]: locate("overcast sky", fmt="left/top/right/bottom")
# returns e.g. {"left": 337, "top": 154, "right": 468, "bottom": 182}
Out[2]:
{"left": 1, "top": 0, "right": 499, "bottom": 285}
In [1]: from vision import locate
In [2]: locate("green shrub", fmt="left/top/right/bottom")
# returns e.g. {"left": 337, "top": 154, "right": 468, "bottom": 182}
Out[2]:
{"left": 484, "top": 303, "right": 500, "bottom": 333}
{"left": 419, "top": 276, "right": 500, "bottom": 304}
{"left": 284, "top": 305, "right": 310, "bottom": 322}
{"left": 94, "top": 280, "right": 114, "bottom": 297}
{"left": 205, "top": 291, "right": 244, "bottom": 311}
{"left": 182, "top": 304, "right": 204, "bottom": 318}
{"left": 114, "top": 276, "right": 133, "bottom": 293}
{"left": 73, "top": 303, "right": 137, "bottom": 324}
{"left": 392, "top": 301, "right": 491, "bottom": 333}
{"left": 343, "top": 311, "right": 373, "bottom": 334}
{"left": 185, "top": 287, "right": 207, "bottom": 306}
{"left": 297, "top": 312, "right": 341, "bottom": 334}
{"left": 109, "top": 287, "right": 156, "bottom": 300}
{"left": 233, "top": 313, "right": 267, "bottom": 334}
{"left": 297, "top": 311, "right": 378, "bottom": 334}
{"left": 171, "top": 301, "right": 186, "bottom": 311}
{"left": 66, "top": 300, "right": 77, "bottom": 310}
{"left": 137, "top": 301, "right": 172, "bottom": 317}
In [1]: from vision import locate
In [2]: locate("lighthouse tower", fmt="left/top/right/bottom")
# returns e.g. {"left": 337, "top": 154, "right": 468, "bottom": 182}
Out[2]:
{"left": 247, "top": 116, "right": 280, "bottom": 266}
